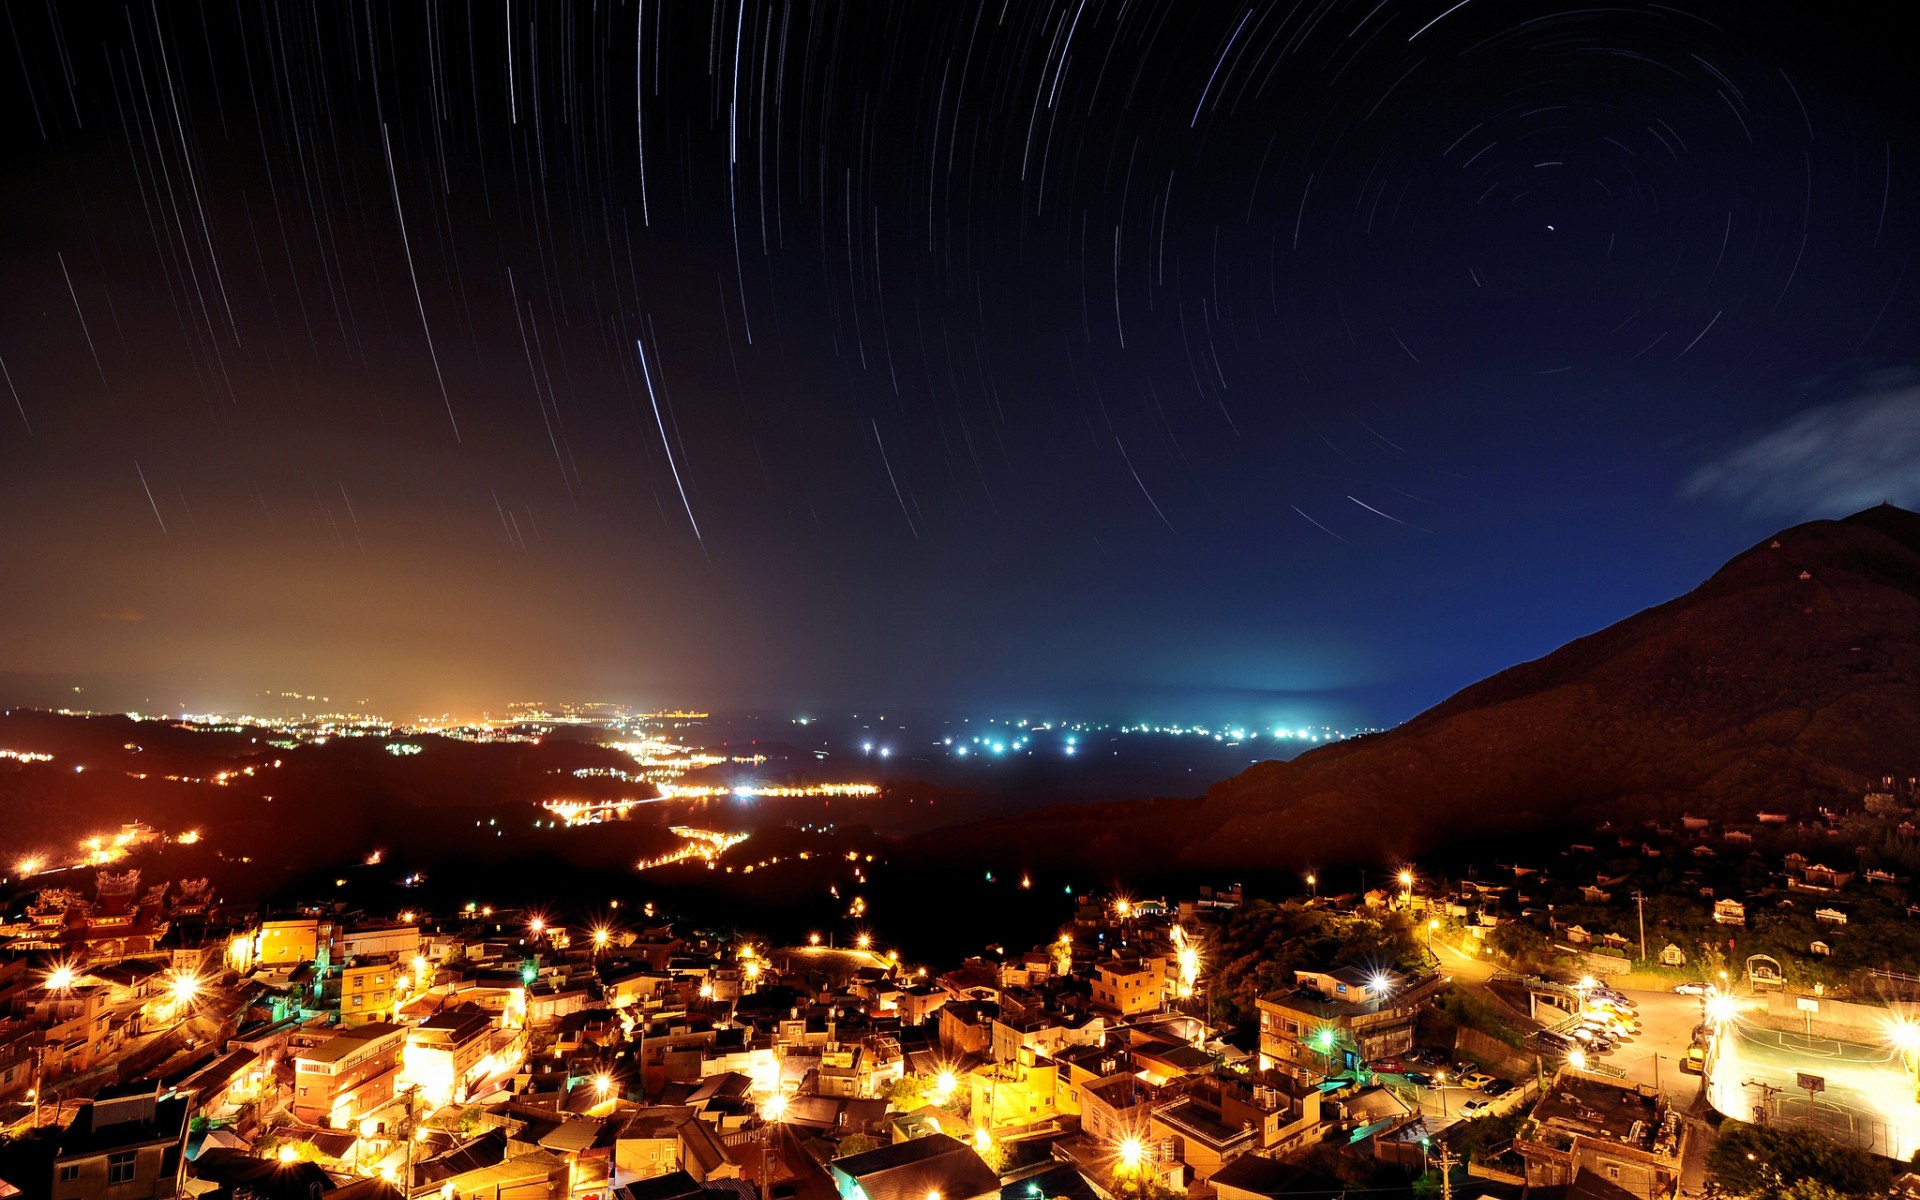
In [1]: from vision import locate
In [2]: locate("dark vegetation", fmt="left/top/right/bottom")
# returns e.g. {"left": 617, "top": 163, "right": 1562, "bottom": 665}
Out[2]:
{"left": 1198, "top": 899, "right": 1424, "bottom": 1024}
{"left": 1705, "top": 1120, "right": 1895, "bottom": 1199}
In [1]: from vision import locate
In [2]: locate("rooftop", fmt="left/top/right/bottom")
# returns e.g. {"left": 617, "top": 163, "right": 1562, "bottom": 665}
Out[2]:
{"left": 297, "top": 1021, "right": 406, "bottom": 1065}
{"left": 1529, "top": 1072, "right": 1670, "bottom": 1155}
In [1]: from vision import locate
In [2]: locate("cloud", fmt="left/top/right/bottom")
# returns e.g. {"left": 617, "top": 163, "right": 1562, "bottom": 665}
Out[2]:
{"left": 94, "top": 607, "right": 148, "bottom": 623}
{"left": 1683, "top": 385, "right": 1920, "bottom": 518}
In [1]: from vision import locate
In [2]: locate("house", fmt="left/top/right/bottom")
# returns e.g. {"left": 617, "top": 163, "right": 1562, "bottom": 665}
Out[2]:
{"left": 1514, "top": 1069, "right": 1684, "bottom": 1197}
{"left": 292, "top": 1022, "right": 406, "bottom": 1126}
{"left": 1210, "top": 1154, "right": 1343, "bottom": 1200}
{"left": 401, "top": 1005, "right": 496, "bottom": 1106}
{"left": 1579, "top": 887, "right": 1612, "bottom": 905}
{"left": 1149, "top": 1094, "right": 1256, "bottom": 1185}
{"left": 1712, "top": 899, "right": 1746, "bottom": 927}
{"left": 1077, "top": 1074, "right": 1158, "bottom": 1145}
{"left": 48, "top": 1080, "right": 190, "bottom": 1200}
{"left": 1256, "top": 971, "right": 1443, "bottom": 1072}
{"left": 678, "top": 1116, "right": 741, "bottom": 1183}
{"left": 340, "top": 955, "right": 400, "bottom": 1026}
{"left": 177, "top": 1147, "right": 332, "bottom": 1199}
{"left": 963, "top": 1052, "right": 1056, "bottom": 1130}
{"left": 827, "top": 1133, "right": 1000, "bottom": 1200}
{"left": 1565, "top": 926, "right": 1592, "bottom": 946}
{"left": 1091, "top": 959, "right": 1165, "bottom": 1016}
{"left": 615, "top": 1107, "right": 698, "bottom": 1179}
{"left": 258, "top": 918, "right": 325, "bottom": 967}
{"left": 1815, "top": 908, "right": 1847, "bottom": 927}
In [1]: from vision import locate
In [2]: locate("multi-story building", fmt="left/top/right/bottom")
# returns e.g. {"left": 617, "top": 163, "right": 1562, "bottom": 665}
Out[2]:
{"left": 258, "top": 918, "right": 325, "bottom": 967}
{"left": 1514, "top": 1069, "right": 1685, "bottom": 1197}
{"left": 0, "top": 1021, "right": 39, "bottom": 1103}
{"left": 968, "top": 1054, "right": 1061, "bottom": 1130}
{"left": 49, "top": 1080, "right": 190, "bottom": 1200}
{"left": 292, "top": 1022, "right": 406, "bottom": 1126}
{"left": 1092, "top": 958, "right": 1167, "bottom": 1016}
{"left": 1256, "top": 969, "right": 1444, "bottom": 1072}
{"left": 402, "top": 1005, "right": 497, "bottom": 1106}
{"left": 1150, "top": 1093, "right": 1257, "bottom": 1186}
{"left": 336, "top": 922, "right": 421, "bottom": 961}
{"left": 339, "top": 955, "right": 399, "bottom": 1026}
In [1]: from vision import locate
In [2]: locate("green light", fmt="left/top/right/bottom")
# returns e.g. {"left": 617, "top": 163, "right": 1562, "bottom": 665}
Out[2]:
{"left": 1316, "top": 1030, "right": 1335, "bottom": 1050}
{"left": 522, "top": 967, "right": 537, "bottom": 984}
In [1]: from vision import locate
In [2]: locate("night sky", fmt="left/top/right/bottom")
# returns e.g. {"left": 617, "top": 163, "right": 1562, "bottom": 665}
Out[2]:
{"left": 0, "top": 2, "right": 1913, "bottom": 722}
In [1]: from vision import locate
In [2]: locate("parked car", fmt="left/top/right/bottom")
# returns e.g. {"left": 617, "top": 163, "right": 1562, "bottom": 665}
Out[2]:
{"left": 1408, "top": 1048, "right": 1446, "bottom": 1065}
{"left": 1483, "top": 1079, "right": 1515, "bottom": 1097}
{"left": 1460, "top": 1099, "right": 1490, "bottom": 1118}
{"left": 1589, "top": 1036, "right": 1616, "bottom": 1053}
{"left": 1403, "top": 1072, "right": 1432, "bottom": 1087}
{"left": 1371, "top": 1058, "right": 1406, "bottom": 1074}
{"left": 1674, "top": 981, "right": 1710, "bottom": 995}
{"left": 1461, "top": 1072, "right": 1496, "bottom": 1090}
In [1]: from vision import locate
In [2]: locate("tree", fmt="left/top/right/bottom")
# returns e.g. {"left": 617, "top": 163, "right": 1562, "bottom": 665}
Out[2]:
{"left": 837, "top": 1133, "right": 881, "bottom": 1158}
{"left": 885, "top": 1071, "right": 941, "bottom": 1110}
{"left": 1706, "top": 1121, "right": 1893, "bottom": 1199}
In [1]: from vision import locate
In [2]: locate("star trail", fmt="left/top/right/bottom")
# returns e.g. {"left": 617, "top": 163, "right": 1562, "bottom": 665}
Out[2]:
{"left": 0, "top": 1, "right": 1912, "bottom": 719}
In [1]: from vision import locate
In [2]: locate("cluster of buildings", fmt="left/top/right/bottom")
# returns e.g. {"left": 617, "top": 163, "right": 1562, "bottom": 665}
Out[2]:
{"left": 0, "top": 865, "right": 1717, "bottom": 1200}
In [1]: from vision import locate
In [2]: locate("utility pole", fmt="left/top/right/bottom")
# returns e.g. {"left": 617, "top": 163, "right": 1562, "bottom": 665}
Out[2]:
{"left": 1436, "top": 1146, "right": 1459, "bottom": 1200}
{"left": 1632, "top": 892, "right": 1647, "bottom": 963}
{"left": 1743, "top": 1079, "right": 1782, "bottom": 1125}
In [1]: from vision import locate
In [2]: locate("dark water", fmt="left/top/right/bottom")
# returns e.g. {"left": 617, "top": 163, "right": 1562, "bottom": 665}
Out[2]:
{"left": 299, "top": 711, "right": 1342, "bottom": 965}
{"left": 665, "top": 707, "right": 1338, "bottom": 833}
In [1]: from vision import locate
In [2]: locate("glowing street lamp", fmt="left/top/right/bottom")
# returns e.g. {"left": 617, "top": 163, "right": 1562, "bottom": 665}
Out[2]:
{"left": 1568, "top": 1048, "right": 1587, "bottom": 1071}
{"left": 169, "top": 971, "right": 202, "bottom": 1006}
{"left": 1305, "top": 873, "right": 1317, "bottom": 898}
{"left": 1117, "top": 1137, "right": 1144, "bottom": 1174}
{"left": 1314, "top": 1028, "right": 1339, "bottom": 1078}
{"left": 857, "top": 934, "right": 872, "bottom": 951}
{"left": 44, "top": 964, "right": 77, "bottom": 991}
{"left": 1887, "top": 1017, "right": 1920, "bottom": 1100}
{"left": 1704, "top": 991, "right": 1742, "bottom": 1028}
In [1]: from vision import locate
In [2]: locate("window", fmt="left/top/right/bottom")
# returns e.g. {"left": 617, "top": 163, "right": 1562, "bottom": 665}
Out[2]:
{"left": 351, "top": 996, "right": 363, "bottom": 1007}
{"left": 58, "top": 1165, "right": 80, "bottom": 1182}
{"left": 108, "top": 1151, "right": 138, "bottom": 1184}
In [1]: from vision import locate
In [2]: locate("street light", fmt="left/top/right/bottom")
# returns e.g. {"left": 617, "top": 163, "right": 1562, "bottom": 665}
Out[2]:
{"left": 1117, "top": 1137, "right": 1144, "bottom": 1173}
{"left": 1315, "top": 1028, "right": 1338, "bottom": 1079}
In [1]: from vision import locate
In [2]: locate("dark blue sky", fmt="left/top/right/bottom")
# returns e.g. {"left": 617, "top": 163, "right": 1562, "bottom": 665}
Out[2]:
{"left": 0, "top": 1, "right": 1913, "bottom": 723}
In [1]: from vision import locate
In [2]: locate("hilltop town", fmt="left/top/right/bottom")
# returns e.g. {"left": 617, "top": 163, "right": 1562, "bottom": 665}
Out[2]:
{"left": 6, "top": 775, "right": 1920, "bottom": 1200}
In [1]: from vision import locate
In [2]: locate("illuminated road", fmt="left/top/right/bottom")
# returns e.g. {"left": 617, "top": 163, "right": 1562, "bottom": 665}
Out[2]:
{"left": 1707, "top": 1020, "right": 1920, "bottom": 1160}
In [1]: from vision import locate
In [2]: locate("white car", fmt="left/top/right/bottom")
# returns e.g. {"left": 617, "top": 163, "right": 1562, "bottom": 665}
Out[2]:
{"left": 1673, "top": 981, "right": 1710, "bottom": 995}
{"left": 1460, "top": 1099, "right": 1490, "bottom": 1118}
